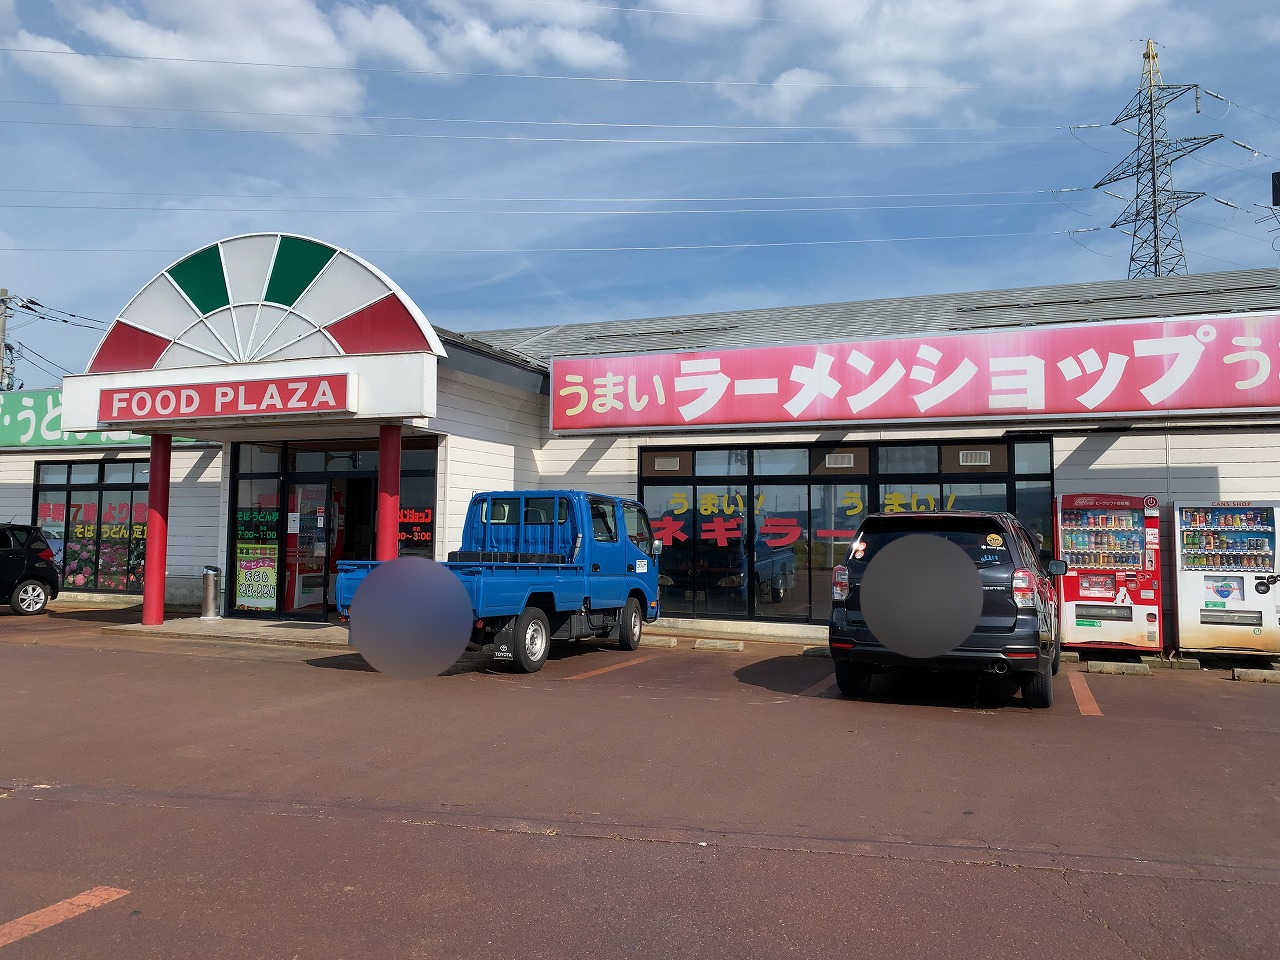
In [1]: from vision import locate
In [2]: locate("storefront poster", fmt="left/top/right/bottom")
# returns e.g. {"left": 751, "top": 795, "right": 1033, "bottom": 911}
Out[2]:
{"left": 551, "top": 311, "right": 1280, "bottom": 431}
{"left": 235, "top": 543, "right": 279, "bottom": 611}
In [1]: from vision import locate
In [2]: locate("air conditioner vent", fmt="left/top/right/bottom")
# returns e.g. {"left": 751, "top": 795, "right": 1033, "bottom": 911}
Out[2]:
{"left": 958, "top": 450, "right": 992, "bottom": 466}
{"left": 825, "top": 453, "right": 855, "bottom": 468}
{"left": 653, "top": 456, "right": 682, "bottom": 472}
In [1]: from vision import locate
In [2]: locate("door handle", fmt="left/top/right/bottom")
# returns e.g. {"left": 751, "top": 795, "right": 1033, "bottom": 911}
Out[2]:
{"left": 592, "top": 564, "right": 600, "bottom": 572}
{"left": 627, "top": 564, "right": 635, "bottom": 572}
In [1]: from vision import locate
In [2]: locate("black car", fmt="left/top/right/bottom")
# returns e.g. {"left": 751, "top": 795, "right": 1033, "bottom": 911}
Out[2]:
{"left": 828, "top": 511, "right": 1067, "bottom": 708}
{"left": 0, "top": 523, "right": 62, "bottom": 615}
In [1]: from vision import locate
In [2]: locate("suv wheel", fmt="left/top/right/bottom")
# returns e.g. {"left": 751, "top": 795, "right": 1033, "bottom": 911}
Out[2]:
{"left": 11, "top": 579, "right": 50, "bottom": 616}
{"left": 1020, "top": 668, "right": 1054, "bottom": 709}
{"left": 834, "top": 661, "right": 874, "bottom": 698}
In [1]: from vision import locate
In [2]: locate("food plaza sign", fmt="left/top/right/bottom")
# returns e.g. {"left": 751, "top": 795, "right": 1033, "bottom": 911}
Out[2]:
{"left": 99, "top": 374, "right": 353, "bottom": 424}
{"left": 550, "top": 311, "right": 1280, "bottom": 432}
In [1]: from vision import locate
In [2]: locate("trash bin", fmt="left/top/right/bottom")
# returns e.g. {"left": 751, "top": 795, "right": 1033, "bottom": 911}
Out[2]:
{"left": 200, "top": 565, "right": 222, "bottom": 620}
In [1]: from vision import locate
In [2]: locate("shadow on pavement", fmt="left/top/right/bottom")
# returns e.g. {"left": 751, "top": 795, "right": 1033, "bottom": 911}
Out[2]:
{"left": 733, "top": 655, "right": 838, "bottom": 695}
{"left": 852, "top": 668, "right": 1026, "bottom": 710}
{"left": 305, "top": 652, "right": 377, "bottom": 672}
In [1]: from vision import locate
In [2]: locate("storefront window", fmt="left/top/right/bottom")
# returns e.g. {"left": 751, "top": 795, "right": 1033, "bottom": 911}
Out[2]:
{"left": 1014, "top": 441, "right": 1052, "bottom": 474}
{"left": 639, "top": 438, "right": 1052, "bottom": 625}
{"left": 754, "top": 484, "right": 808, "bottom": 619}
{"left": 879, "top": 445, "right": 938, "bottom": 474}
{"left": 695, "top": 449, "right": 748, "bottom": 476}
{"left": 644, "top": 484, "right": 693, "bottom": 618}
{"left": 1015, "top": 480, "right": 1054, "bottom": 555}
{"left": 811, "top": 484, "right": 866, "bottom": 623}
{"left": 33, "top": 459, "right": 149, "bottom": 594}
{"left": 233, "top": 479, "right": 282, "bottom": 612}
{"left": 879, "top": 482, "right": 944, "bottom": 513}
{"left": 753, "top": 448, "right": 808, "bottom": 476}
{"left": 945, "top": 482, "right": 1008, "bottom": 513}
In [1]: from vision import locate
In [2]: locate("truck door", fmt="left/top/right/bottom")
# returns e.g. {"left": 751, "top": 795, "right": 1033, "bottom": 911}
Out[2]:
{"left": 586, "top": 496, "right": 628, "bottom": 609}
{"left": 621, "top": 501, "right": 659, "bottom": 602}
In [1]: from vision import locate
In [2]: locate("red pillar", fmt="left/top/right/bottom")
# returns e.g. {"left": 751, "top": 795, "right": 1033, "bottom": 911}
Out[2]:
{"left": 142, "top": 433, "right": 172, "bottom": 625}
{"left": 376, "top": 424, "right": 401, "bottom": 561}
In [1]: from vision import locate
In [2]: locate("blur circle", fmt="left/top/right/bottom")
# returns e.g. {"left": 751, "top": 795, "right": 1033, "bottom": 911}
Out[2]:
{"left": 348, "top": 557, "right": 472, "bottom": 680}
{"left": 860, "top": 534, "right": 982, "bottom": 659}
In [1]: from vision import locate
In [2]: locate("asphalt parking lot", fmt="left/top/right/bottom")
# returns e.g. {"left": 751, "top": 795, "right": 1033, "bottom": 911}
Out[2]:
{"left": 1, "top": 604, "right": 1278, "bottom": 958}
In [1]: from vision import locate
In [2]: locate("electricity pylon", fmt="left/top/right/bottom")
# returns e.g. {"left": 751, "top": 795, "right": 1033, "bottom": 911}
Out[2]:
{"left": 1095, "top": 39, "right": 1222, "bottom": 279}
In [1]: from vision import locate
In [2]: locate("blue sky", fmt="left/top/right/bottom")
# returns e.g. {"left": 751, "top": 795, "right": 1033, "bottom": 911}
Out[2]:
{"left": 2, "top": 0, "right": 1278, "bottom": 388}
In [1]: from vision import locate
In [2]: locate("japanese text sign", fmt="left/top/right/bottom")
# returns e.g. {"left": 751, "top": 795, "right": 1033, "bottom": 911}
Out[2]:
{"left": 99, "top": 375, "right": 351, "bottom": 423}
{"left": 551, "top": 312, "right": 1280, "bottom": 431}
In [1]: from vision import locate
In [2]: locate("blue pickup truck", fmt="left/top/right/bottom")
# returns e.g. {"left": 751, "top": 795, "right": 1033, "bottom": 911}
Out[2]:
{"left": 337, "top": 490, "right": 662, "bottom": 673}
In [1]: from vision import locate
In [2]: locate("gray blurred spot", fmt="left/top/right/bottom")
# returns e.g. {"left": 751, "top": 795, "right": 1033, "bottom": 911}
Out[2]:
{"left": 860, "top": 534, "right": 982, "bottom": 659}
{"left": 348, "top": 557, "right": 472, "bottom": 680}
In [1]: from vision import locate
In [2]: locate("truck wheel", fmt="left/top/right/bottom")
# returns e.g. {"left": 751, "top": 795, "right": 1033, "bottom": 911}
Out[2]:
{"left": 770, "top": 586, "right": 787, "bottom": 604}
{"left": 512, "top": 607, "right": 550, "bottom": 674}
{"left": 618, "top": 597, "right": 642, "bottom": 651}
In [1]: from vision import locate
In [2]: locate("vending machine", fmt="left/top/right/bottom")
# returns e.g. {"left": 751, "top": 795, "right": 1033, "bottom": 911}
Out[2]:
{"left": 1054, "top": 494, "right": 1163, "bottom": 652}
{"left": 1172, "top": 501, "right": 1280, "bottom": 655}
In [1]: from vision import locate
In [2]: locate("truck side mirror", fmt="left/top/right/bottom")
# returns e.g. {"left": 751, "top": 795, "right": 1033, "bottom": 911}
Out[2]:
{"left": 652, "top": 539, "right": 663, "bottom": 556}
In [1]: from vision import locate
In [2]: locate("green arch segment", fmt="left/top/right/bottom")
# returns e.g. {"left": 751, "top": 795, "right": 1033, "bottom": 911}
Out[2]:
{"left": 264, "top": 236, "right": 338, "bottom": 307}
{"left": 168, "top": 244, "right": 229, "bottom": 315}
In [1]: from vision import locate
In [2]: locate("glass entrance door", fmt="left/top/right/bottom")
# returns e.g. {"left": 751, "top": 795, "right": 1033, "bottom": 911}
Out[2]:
{"left": 284, "top": 480, "right": 330, "bottom": 618}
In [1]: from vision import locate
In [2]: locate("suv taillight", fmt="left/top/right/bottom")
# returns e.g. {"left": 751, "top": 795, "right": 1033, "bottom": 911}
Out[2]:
{"left": 38, "top": 548, "right": 55, "bottom": 563}
{"left": 1012, "top": 568, "right": 1036, "bottom": 608}
{"left": 832, "top": 563, "right": 849, "bottom": 601}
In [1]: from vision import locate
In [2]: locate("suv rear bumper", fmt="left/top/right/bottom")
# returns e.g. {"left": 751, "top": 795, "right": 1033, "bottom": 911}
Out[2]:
{"left": 829, "top": 610, "right": 1053, "bottom": 675}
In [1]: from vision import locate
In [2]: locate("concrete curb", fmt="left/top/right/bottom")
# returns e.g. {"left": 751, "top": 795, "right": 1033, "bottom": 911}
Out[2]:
{"left": 639, "top": 637, "right": 678, "bottom": 649}
{"left": 693, "top": 638, "right": 745, "bottom": 652}
{"left": 801, "top": 645, "right": 832, "bottom": 658}
{"left": 1060, "top": 651, "right": 1081, "bottom": 663}
{"left": 100, "top": 624, "right": 349, "bottom": 650}
{"left": 1232, "top": 668, "right": 1280, "bottom": 683}
{"left": 1085, "top": 661, "right": 1152, "bottom": 676}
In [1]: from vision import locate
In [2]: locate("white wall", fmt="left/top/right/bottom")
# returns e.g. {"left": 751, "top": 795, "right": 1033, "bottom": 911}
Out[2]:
{"left": 431, "top": 366, "right": 544, "bottom": 554}
{"left": 164, "top": 445, "right": 226, "bottom": 604}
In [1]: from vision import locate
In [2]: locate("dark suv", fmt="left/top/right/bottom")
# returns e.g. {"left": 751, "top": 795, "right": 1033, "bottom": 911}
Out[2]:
{"left": 0, "top": 523, "right": 61, "bottom": 615}
{"left": 828, "top": 511, "right": 1067, "bottom": 708}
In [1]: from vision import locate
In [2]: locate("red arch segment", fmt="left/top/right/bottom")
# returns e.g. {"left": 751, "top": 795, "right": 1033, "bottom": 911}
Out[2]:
{"left": 87, "top": 322, "right": 173, "bottom": 373}
{"left": 326, "top": 295, "right": 434, "bottom": 355}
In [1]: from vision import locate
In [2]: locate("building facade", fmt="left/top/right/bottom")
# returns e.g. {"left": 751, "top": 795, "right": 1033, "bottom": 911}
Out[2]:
{"left": 5, "top": 232, "right": 1279, "bottom": 645}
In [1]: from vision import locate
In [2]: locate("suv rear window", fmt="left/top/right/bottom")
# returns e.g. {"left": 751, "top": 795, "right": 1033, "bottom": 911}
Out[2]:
{"left": 852, "top": 516, "right": 1015, "bottom": 568}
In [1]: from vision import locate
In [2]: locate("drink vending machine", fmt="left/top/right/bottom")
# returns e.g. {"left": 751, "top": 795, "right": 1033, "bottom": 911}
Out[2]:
{"left": 1054, "top": 494, "right": 1162, "bottom": 652}
{"left": 1172, "top": 501, "right": 1280, "bottom": 655}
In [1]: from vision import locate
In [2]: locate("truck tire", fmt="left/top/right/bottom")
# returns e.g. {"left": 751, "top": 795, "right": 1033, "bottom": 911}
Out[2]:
{"left": 618, "top": 597, "right": 642, "bottom": 651}
{"left": 512, "top": 607, "right": 551, "bottom": 673}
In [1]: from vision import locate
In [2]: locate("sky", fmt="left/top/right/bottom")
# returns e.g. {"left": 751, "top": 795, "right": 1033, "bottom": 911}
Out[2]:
{"left": 1, "top": 0, "right": 1278, "bottom": 388}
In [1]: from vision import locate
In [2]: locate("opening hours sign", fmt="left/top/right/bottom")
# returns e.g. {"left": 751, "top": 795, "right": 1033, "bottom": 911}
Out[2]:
{"left": 550, "top": 311, "right": 1280, "bottom": 432}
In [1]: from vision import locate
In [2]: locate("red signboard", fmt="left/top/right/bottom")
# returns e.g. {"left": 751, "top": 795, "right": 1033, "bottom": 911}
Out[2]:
{"left": 550, "top": 312, "right": 1280, "bottom": 431}
{"left": 99, "top": 375, "right": 350, "bottom": 423}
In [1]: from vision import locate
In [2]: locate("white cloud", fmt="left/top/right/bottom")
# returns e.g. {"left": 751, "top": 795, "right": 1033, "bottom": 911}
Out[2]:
{"left": 335, "top": 4, "right": 446, "bottom": 72}
{"left": 719, "top": 67, "right": 830, "bottom": 121}
{"left": 8, "top": 0, "right": 364, "bottom": 134}
{"left": 644, "top": 0, "right": 764, "bottom": 33}
{"left": 534, "top": 25, "right": 625, "bottom": 70}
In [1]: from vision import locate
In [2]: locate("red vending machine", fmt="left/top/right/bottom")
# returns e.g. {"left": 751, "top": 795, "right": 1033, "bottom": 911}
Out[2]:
{"left": 1054, "top": 494, "right": 1163, "bottom": 652}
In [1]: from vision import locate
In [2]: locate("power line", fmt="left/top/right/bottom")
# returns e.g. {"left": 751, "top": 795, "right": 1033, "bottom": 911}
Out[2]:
{"left": 0, "top": 98, "right": 1118, "bottom": 134}
{"left": 0, "top": 116, "right": 1081, "bottom": 145}
{"left": 0, "top": 198, "right": 1110, "bottom": 215}
{"left": 0, "top": 45, "right": 1122, "bottom": 90}
{"left": 0, "top": 226, "right": 1105, "bottom": 256}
